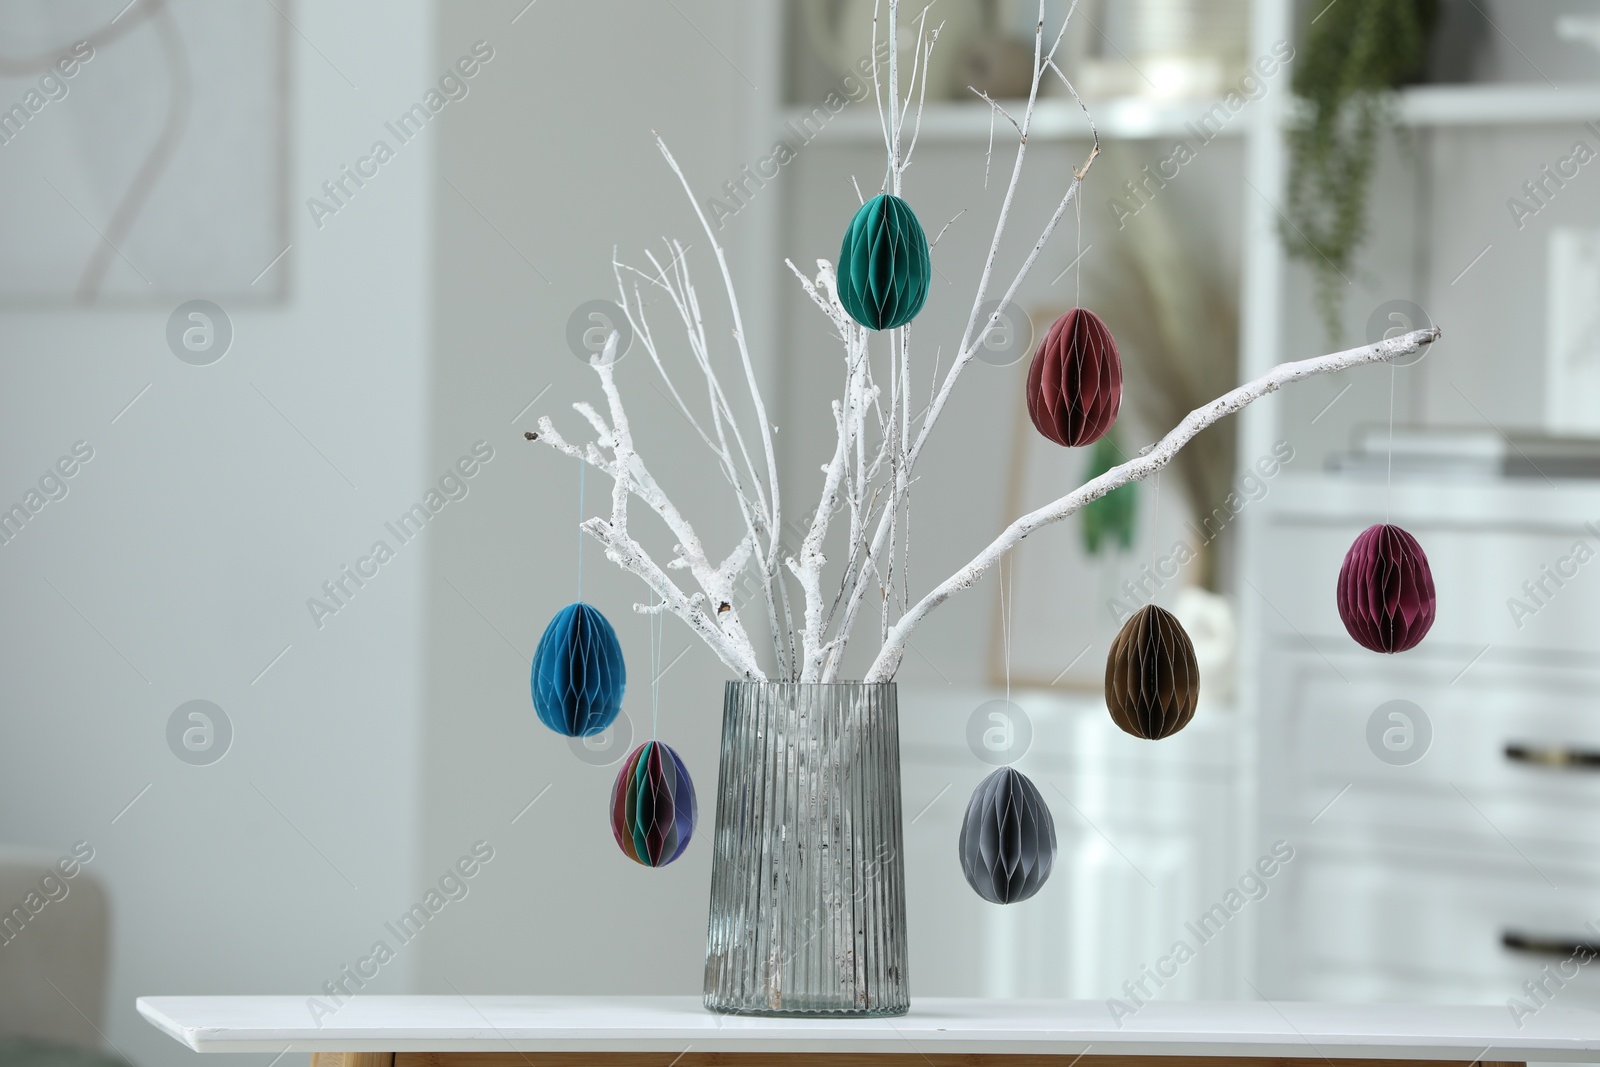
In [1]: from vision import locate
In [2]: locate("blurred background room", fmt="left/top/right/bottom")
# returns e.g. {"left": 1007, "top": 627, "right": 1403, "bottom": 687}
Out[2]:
{"left": 4, "top": 0, "right": 1600, "bottom": 1065}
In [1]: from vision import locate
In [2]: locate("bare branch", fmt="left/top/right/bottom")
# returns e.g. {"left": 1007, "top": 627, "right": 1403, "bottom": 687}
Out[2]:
{"left": 968, "top": 88, "right": 1022, "bottom": 137}
{"left": 863, "top": 328, "right": 1444, "bottom": 681}
{"left": 653, "top": 135, "right": 790, "bottom": 654}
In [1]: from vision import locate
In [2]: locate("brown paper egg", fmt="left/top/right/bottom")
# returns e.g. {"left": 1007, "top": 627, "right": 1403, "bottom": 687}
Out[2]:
{"left": 1105, "top": 604, "right": 1199, "bottom": 740}
{"left": 1025, "top": 308, "right": 1122, "bottom": 447}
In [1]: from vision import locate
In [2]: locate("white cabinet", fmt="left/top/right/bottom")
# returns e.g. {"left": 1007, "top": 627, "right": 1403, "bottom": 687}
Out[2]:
{"left": 899, "top": 688, "right": 1243, "bottom": 1000}
{"left": 1231, "top": 1, "right": 1600, "bottom": 1015}
{"left": 1254, "top": 474, "right": 1600, "bottom": 1008}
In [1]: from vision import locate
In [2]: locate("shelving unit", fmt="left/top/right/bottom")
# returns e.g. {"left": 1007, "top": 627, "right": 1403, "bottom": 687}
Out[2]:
{"left": 1235, "top": 1, "right": 1600, "bottom": 1014}
{"left": 773, "top": 0, "right": 1600, "bottom": 1006}
{"left": 789, "top": 83, "right": 1600, "bottom": 148}
{"left": 787, "top": 94, "right": 1240, "bottom": 143}
{"left": 1397, "top": 83, "right": 1600, "bottom": 127}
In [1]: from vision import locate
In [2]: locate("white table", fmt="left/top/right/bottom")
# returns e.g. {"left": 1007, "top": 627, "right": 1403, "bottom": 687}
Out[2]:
{"left": 137, "top": 995, "right": 1600, "bottom": 1067}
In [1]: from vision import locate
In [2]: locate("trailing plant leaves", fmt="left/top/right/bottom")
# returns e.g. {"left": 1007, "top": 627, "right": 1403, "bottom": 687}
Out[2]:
{"left": 1106, "top": 604, "right": 1200, "bottom": 740}
{"left": 958, "top": 767, "right": 1056, "bottom": 904}
{"left": 611, "top": 740, "right": 697, "bottom": 867}
{"left": 531, "top": 602, "right": 626, "bottom": 737}
{"left": 1284, "top": 0, "right": 1439, "bottom": 339}
{"left": 1337, "top": 523, "right": 1436, "bottom": 653}
{"left": 1081, "top": 431, "right": 1137, "bottom": 556}
{"left": 836, "top": 194, "right": 931, "bottom": 330}
{"left": 1026, "top": 308, "right": 1123, "bottom": 447}
{"left": 1089, "top": 179, "right": 1237, "bottom": 589}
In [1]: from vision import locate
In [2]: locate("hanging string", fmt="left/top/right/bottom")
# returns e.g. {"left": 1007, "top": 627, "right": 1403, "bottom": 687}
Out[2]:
{"left": 1147, "top": 468, "right": 1163, "bottom": 583}
{"left": 650, "top": 588, "right": 662, "bottom": 741}
{"left": 577, "top": 459, "right": 586, "bottom": 602}
{"left": 1386, "top": 362, "right": 1396, "bottom": 523}
{"left": 1001, "top": 554, "right": 1014, "bottom": 706}
{"left": 1074, "top": 183, "right": 1083, "bottom": 310}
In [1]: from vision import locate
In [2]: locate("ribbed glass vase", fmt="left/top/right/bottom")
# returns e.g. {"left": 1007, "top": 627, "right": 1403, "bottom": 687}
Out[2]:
{"left": 703, "top": 681, "right": 908, "bottom": 1017}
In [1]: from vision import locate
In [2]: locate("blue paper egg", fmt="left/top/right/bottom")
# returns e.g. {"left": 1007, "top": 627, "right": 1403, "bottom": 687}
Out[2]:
{"left": 531, "top": 602, "right": 625, "bottom": 737}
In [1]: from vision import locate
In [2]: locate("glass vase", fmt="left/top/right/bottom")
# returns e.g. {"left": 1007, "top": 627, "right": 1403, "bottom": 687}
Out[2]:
{"left": 703, "top": 681, "right": 909, "bottom": 1017}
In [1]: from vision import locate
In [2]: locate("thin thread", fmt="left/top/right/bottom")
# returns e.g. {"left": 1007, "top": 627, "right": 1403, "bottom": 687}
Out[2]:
{"left": 585, "top": 460, "right": 592, "bottom": 604}
{"left": 1074, "top": 188, "right": 1083, "bottom": 309}
{"left": 650, "top": 589, "right": 662, "bottom": 740}
{"left": 1386, "top": 363, "right": 1396, "bottom": 522}
{"left": 1148, "top": 469, "right": 1163, "bottom": 580}
{"left": 1001, "top": 555, "right": 1014, "bottom": 706}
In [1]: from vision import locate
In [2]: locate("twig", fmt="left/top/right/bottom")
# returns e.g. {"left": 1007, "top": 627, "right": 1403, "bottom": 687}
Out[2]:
{"left": 863, "top": 328, "right": 1444, "bottom": 680}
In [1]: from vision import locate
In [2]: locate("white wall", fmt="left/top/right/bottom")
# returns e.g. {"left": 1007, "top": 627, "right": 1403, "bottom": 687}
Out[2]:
{"left": 416, "top": 0, "right": 775, "bottom": 996}
{"left": 0, "top": 4, "right": 433, "bottom": 1066}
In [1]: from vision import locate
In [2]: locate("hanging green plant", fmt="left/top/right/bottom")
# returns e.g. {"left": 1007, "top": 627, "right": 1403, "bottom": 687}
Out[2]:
{"left": 1284, "top": 0, "right": 1438, "bottom": 340}
{"left": 1080, "top": 431, "right": 1137, "bottom": 557}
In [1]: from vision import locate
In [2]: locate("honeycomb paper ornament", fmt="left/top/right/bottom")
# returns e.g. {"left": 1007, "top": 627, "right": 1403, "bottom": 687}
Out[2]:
{"left": 1106, "top": 604, "right": 1199, "bottom": 740}
{"left": 836, "top": 193, "right": 931, "bottom": 330}
{"left": 958, "top": 767, "right": 1056, "bottom": 905}
{"left": 531, "top": 602, "right": 626, "bottom": 737}
{"left": 610, "top": 740, "right": 697, "bottom": 867}
{"left": 1337, "top": 523, "right": 1436, "bottom": 653}
{"left": 1026, "top": 308, "right": 1122, "bottom": 447}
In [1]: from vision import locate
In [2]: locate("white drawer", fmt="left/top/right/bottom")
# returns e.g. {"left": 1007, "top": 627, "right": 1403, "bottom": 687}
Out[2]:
{"left": 1268, "top": 655, "right": 1600, "bottom": 857}
{"left": 1290, "top": 845, "right": 1600, "bottom": 1003}
{"left": 1258, "top": 516, "right": 1600, "bottom": 661}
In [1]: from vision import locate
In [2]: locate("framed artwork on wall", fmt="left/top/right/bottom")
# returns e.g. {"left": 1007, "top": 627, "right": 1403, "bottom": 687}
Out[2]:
{"left": 0, "top": 0, "right": 288, "bottom": 303}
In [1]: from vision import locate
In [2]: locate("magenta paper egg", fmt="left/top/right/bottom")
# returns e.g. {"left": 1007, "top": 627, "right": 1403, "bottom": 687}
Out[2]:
{"left": 1336, "top": 523, "right": 1436, "bottom": 653}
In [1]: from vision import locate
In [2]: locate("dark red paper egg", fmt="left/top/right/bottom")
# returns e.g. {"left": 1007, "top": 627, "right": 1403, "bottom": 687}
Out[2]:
{"left": 1336, "top": 523, "right": 1436, "bottom": 653}
{"left": 1025, "top": 308, "right": 1122, "bottom": 447}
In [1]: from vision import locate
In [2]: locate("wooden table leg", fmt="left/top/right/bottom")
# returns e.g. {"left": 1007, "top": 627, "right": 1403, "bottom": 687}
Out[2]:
{"left": 311, "top": 1053, "right": 396, "bottom": 1067}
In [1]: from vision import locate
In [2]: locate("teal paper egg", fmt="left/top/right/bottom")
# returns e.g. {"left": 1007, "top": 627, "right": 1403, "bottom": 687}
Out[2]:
{"left": 837, "top": 194, "right": 931, "bottom": 330}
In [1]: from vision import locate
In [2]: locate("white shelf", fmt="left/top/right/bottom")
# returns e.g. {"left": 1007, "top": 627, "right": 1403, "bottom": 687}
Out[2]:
{"left": 785, "top": 94, "right": 1239, "bottom": 144}
{"left": 783, "top": 84, "right": 1600, "bottom": 146}
{"left": 1398, "top": 83, "right": 1600, "bottom": 127}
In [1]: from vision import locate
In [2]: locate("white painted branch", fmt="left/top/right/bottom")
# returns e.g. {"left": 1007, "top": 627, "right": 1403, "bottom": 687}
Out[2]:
{"left": 888, "top": 0, "right": 900, "bottom": 194}
{"left": 654, "top": 135, "right": 792, "bottom": 672}
{"left": 584, "top": 515, "right": 764, "bottom": 680}
{"left": 863, "top": 327, "right": 1443, "bottom": 681}
{"left": 823, "top": 6, "right": 1097, "bottom": 676}
{"left": 788, "top": 342, "right": 869, "bottom": 681}
{"left": 653, "top": 138, "right": 784, "bottom": 570}
{"left": 533, "top": 349, "right": 763, "bottom": 679}
{"left": 625, "top": 245, "right": 788, "bottom": 675}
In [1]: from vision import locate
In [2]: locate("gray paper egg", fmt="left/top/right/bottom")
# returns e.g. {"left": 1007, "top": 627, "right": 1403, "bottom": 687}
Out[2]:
{"left": 958, "top": 767, "right": 1056, "bottom": 904}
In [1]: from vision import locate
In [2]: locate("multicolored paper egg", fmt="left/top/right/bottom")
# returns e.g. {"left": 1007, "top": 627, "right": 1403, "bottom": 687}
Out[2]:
{"left": 1337, "top": 523, "right": 1436, "bottom": 653}
{"left": 958, "top": 766, "right": 1056, "bottom": 904}
{"left": 531, "top": 602, "right": 625, "bottom": 737}
{"left": 1105, "top": 603, "right": 1199, "bottom": 740}
{"left": 1026, "top": 308, "right": 1122, "bottom": 447}
{"left": 610, "top": 740, "right": 697, "bottom": 867}
{"left": 836, "top": 193, "right": 931, "bottom": 330}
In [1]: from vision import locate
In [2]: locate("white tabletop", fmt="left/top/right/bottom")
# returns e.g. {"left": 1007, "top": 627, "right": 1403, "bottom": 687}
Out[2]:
{"left": 135, "top": 995, "right": 1600, "bottom": 1061}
